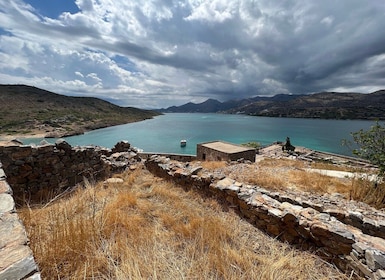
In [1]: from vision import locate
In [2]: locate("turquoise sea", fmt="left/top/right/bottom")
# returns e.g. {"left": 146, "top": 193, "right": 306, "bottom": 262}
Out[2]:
{"left": 21, "top": 113, "right": 378, "bottom": 156}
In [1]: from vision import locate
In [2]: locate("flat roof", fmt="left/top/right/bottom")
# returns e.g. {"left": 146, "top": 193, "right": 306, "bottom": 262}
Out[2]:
{"left": 200, "top": 141, "right": 254, "bottom": 154}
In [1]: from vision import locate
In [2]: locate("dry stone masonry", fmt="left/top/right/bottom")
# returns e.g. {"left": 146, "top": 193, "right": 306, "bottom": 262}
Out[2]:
{"left": 145, "top": 155, "right": 385, "bottom": 279}
{"left": 1, "top": 140, "right": 385, "bottom": 279}
{"left": 0, "top": 140, "right": 140, "bottom": 279}
{"left": 0, "top": 164, "right": 41, "bottom": 279}
{"left": 0, "top": 140, "right": 141, "bottom": 205}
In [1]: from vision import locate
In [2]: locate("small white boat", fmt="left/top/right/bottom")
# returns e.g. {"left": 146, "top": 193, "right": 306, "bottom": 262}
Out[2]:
{"left": 180, "top": 139, "right": 187, "bottom": 147}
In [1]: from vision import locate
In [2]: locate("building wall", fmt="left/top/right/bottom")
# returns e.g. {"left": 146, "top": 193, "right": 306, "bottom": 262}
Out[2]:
{"left": 197, "top": 143, "right": 255, "bottom": 162}
{"left": 227, "top": 150, "right": 256, "bottom": 162}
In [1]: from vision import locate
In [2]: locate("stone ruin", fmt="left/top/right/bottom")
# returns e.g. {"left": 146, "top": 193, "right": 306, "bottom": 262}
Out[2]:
{"left": 0, "top": 140, "right": 141, "bottom": 279}
{"left": 1, "top": 140, "right": 385, "bottom": 279}
{"left": 145, "top": 155, "right": 385, "bottom": 279}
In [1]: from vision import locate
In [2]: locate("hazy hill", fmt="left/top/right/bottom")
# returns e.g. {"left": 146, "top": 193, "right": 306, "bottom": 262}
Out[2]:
{"left": 0, "top": 84, "right": 160, "bottom": 137}
{"left": 160, "top": 90, "right": 385, "bottom": 120}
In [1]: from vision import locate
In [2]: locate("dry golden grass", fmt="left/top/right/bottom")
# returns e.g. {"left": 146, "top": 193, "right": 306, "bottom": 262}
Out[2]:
{"left": 200, "top": 160, "right": 228, "bottom": 170}
{"left": 350, "top": 179, "right": 385, "bottom": 209}
{"left": 222, "top": 158, "right": 384, "bottom": 209}
{"left": 287, "top": 170, "right": 351, "bottom": 194}
{"left": 18, "top": 167, "right": 348, "bottom": 279}
{"left": 310, "top": 162, "right": 359, "bottom": 172}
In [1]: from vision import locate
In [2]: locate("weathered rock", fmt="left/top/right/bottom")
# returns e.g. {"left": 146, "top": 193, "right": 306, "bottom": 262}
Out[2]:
{"left": 0, "top": 255, "right": 39, "bottom": 280}
{"left": 0, "top": 180, "right": 11, "bottom": 194}
{"left": 0, "top": 168, "right": 6, "bottom": 179}
{"left": 112, "top": 141, "right": 131, "bottom": 153}
{"left": 55, "top": 139, "right": 72, "bottom": 151}
{"left": 366, "top": 249, "right": 385, "bottom": 271}
{"left": 190, "top": 166, "right": 203, "bottom": 175}
{"left": 374, "top": 269, "right": 385, "bottom": 280}
{"left": 0, "top": 214, "right": 28, "bottom": 249}
{"left": 0, "top": 193, "right": 15, "bottom": 213}
{"left": 215, "top": 177, "right": 234, "bottom": 188}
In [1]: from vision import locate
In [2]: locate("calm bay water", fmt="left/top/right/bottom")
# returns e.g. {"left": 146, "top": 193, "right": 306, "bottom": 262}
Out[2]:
{"left": 22, "top": 113, "right": 378, "bottom": 156}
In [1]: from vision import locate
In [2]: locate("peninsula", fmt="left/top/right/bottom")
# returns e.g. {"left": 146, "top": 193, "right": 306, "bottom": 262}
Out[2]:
{"left": 0, "top": 84, "right": 160, "bottom": 139}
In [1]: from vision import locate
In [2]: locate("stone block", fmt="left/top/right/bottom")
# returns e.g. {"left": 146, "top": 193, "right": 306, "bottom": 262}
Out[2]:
{"left": 0, "top": 245, "right": 31, "bottom": 271}
{"left": 282, "top": 211, "right": 298, "bottom": 224}
{"left": 324, "top": 208, "right": 346, "bottom": 221}
{"left": 374, "top": 269, "right": 385, "bottom": 280}
{"left": 280, "top": 202, "right": 303, "bottom": 213}
{"left": 0, "top": 213, "right": 28, "bottom": 249}
{"left": 0, "top": 255, "right": 38, "bottom": 280}
{"left": 0, "top": 180, "right": 12, "bottom": 194}
{"left": 0, "top": 168, "right": 6, "bottom": 179}
{"left": 302, "top": 201, "right": 323, "bottom": 212}
{"left": 363, "top": 217, "right": 378, "bottom": 234}
{"left": 0, "top": 193, "right": 15, "bottom": 214}
{"left": 348, "top": 211, "right": 364, "bottom": 228}
{"left": 215, "top": 177, "right": 235, "bottom": 190}
{"left": 352, "top": 242, "right": 370, "bottom": 255}
{"left": 190, "top": 166, "right": 203, "bottom": 175}
{"left": 224, "top": 185, "right": 240, "bottom": 194}
{"left": 346, "top": 254, "right": 373, "bottom": 279}
{"left": 366, "top": 249, "right": 385, "bottom": 270}
{"left": 310, "top": 222, "right": 331, "bottom": 239}
{"left": 329, "top": 227, "right": 355, "bottom": 245}
{"left": 266, "top": 224, "right": 281, "bottom": 236}
{"left": 11, "top": 147, "right": 32, "bottom": 160}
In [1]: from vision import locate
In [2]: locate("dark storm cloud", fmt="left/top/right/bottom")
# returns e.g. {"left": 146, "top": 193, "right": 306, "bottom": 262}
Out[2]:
{"left": 0, "top": 0, "right": 384, "bottom": 108}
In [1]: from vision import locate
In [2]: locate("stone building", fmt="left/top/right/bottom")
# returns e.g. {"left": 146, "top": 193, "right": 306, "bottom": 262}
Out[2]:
{"left": 197, "top": 141, "right": 256, "bottom": 162}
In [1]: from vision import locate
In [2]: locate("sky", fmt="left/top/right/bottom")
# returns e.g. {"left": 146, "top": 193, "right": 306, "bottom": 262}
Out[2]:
{"left": 0, "top": 1, "right": 385, "bottom": 109}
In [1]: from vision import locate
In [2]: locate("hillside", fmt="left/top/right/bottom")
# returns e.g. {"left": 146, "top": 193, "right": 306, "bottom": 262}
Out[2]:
{"left": 160, "top": 90, "right": 385, "bottom": 120}
{"left": 0, "top": 85, "right": 160, "bottom": 137}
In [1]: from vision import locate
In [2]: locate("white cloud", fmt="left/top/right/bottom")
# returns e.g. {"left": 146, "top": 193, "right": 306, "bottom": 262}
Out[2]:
{"left": 75, "top": 71, "right": 84, "bottom": 78}
{"left": 0, "top": 0, "right": 384, "bottom": 108}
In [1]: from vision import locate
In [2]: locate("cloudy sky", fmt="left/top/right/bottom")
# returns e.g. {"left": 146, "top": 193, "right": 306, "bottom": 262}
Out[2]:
{"left": 0, "top": 0, "right": 385, "bottom": 108}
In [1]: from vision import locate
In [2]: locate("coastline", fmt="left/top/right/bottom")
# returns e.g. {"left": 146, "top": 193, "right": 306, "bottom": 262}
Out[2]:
{"left": 0, "top": 132, "right": 372, "bottom": 170}
{"left": 0, "top": 132, "right": 47, "bottom": 146}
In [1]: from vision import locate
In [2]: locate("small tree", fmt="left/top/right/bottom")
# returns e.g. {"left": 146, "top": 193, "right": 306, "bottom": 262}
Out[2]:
{"left": 348, "top": 121, "right": 385, "bottom": 176}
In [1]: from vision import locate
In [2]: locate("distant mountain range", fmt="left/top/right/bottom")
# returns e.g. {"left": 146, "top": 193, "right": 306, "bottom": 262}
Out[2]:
{"left": 159, "top": 90, "right": 385, "bottom": 120}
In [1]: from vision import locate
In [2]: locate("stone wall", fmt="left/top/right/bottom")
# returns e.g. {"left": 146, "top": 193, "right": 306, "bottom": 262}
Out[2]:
{"left": 139, "top": 152, "right": 196, "bottom": 162}
{"left": 0, "top": 140, "right": 140, "bottom": 278}
{"left": 0, "top": 164, "right": 41, "bottom": 279}
{"left": 2, "top": 140, "right": 385, "bottom": 279}
{"left": 145, "top": 155, "right": 385, "bottom": 279}
{"left": 0, "top": 140, "right": 139, "bottom": 205}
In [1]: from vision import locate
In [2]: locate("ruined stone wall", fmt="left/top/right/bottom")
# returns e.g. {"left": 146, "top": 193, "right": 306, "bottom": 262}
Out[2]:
{"left": 139, "top": 152, "right": 196, "bottom": 162}
{"left": 145, "top": 155, "right": 385, "bottom": 279}
{"left": 2, "top": 141, "right": 385, "bottom": 279}
{"left": 0, "top": 140, "right": 140, "bottom": 278}
{"left": 0, "top": 164, "right": 41, "bottom": 279}
{"left": 0, "top": 140, "right": 136, "bottom": 205}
